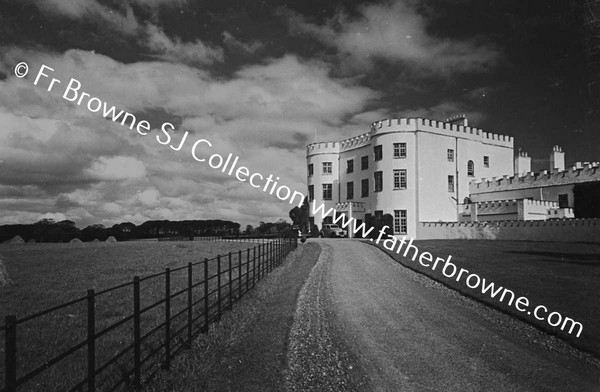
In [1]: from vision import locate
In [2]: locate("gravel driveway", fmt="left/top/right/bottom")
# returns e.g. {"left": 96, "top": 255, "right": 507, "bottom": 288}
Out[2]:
{"left": 286, "top": 239, "right": 600, "bottom": 392}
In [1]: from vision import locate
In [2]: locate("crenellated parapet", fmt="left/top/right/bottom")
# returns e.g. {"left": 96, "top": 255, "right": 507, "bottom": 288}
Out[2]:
{"left": 470, "top": 162, "right": 600, "bottom": 193}
{"left": 369, "top": 117, "right": 513, "bottom": 147}
{"left": 421, "top": 218, "right": 598, "bottom": 228}
{"left": 306, "top": 141, "right": 340, "bottom": 156}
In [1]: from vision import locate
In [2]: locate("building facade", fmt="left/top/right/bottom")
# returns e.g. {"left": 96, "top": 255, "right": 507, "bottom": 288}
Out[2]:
{"left": 306, "top": 116, "right": 514, "bottom": 238}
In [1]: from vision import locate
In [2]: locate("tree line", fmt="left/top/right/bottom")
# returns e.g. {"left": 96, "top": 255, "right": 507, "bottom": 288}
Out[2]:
{"left": 0, "top": 219, "right": 241, "bottom": 243}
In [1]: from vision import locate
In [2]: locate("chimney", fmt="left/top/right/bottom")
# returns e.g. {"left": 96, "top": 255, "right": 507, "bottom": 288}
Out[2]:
{"left": 550, "top": 145, "right": 565, "bottom": 171}
{"left": 514, "top": 150, "right": 531, "bottom": 176}
{"left": 445, "top": 113, "right": 468, "bottom": 126}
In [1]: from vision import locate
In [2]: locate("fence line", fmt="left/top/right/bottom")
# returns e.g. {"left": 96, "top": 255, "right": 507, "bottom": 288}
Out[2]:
{"left": 1, "top": 237, "right": 298, "bottom": 392}
{"left": 157, "top": 236, "right": 281, "bottom": 243}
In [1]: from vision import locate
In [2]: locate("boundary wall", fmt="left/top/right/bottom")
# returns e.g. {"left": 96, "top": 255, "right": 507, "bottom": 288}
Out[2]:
{"left": 418, "top": 219, "right": 600, "bottom": 242}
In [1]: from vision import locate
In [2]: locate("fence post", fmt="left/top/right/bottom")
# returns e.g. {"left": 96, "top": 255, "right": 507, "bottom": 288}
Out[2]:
{"left": 203, "top": 258, "right": 209, "bottom": 331}
{"left": 5, "top": 315, "right": 17, "bottom": 392}
{"left": 133, "top": 277, "right": 141, "bottom": 390}
{"left": 187, "top": 262, "right": 192, "bottom": 346}
{"left": 238, "top": 250, "right": 242, "bottom": 300}
{"left": 246, "top": 248, "right": 250, "bottom": 293}
{"left": 217, "top": 255, "right": 222, "bottom": 321}
{"left": 87, "top": 290, "right": 96, "bottom": 392}
{"left": 257, "top": 245, "right": 262, "bottom": 281}
{"left": 164, "top": 268, "right": 171, "bottom": 369}
{"left": 252, "top": 246, "right": 256, "bottom": 287}
{"left": 228, "top": 252, "right": 233, "bottom": 309}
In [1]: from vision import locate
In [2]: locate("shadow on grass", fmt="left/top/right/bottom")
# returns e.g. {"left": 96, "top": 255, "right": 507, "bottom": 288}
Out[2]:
{"left": 505, "top": 251, "right": 600, "bottom": 265}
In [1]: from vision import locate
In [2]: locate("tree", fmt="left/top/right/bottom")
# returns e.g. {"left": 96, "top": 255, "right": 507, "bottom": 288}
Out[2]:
{"left": 289, "top": 197, "right": 310, "bottom": 232}
{"left": 245, "top": 225, "right": 254, "bottom": 234}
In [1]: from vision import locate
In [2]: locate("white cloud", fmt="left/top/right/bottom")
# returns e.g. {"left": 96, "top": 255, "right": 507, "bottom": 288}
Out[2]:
{"left": 0, "top": 47, "right": 379, "bottom": 227}
{"left": 281, "top": 0, "right": 499, "bottom": 73}
{"left": 84, "top": 156, "right": 146, "bottom": 181}
{"left": 136, "top": 188, "right": 160, "bottom": 207}
{"left": 143, "top": 24, "right": 225, "bottom": 65}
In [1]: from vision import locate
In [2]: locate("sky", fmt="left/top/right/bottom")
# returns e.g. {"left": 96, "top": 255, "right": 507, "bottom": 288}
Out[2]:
{"left": 0, "top": 0, "right": 597, "bottom": 228}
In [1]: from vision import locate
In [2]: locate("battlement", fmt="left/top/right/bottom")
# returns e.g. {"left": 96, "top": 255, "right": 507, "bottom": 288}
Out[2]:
{"left": 306, "top": 141, "right": 340, "bottom": 156}
{"left": 471, "top": 162, "right": 600, "bottom": 194}
{"left": 369, "top": 117, "right": 513, "bottom": 147}
{"left": 307, "top": 132, "right": 372, "bottom": 156}
{"left": 421, "top": 218, "right": 598, "bottom": 229}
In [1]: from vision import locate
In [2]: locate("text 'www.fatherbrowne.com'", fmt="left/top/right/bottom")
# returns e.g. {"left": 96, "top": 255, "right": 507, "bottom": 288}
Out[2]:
{"left": 311, "top": 201, "right": 584, "bottom": 338}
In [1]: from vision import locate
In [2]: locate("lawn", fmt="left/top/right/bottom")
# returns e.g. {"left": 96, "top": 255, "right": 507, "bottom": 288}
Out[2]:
{"left": 0, "top": 239, "right": 277, "bottom": 391}
{"left": 372, "top": 240, "right": 600, "bottom": 359}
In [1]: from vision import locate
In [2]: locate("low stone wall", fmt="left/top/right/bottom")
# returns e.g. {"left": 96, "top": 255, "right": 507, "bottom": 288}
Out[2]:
{"left": 418, "top": 219, "right": 600, "bottom": 242}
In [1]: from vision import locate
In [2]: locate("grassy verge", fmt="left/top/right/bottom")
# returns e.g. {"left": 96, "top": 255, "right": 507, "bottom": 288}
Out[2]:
{"left": 144, "top": 242, "right": 321, "bottom": 392}
{"left": 370, "top": 239, "right": 600, "bottom": 358}
{"left": 0, "top": 240, "right": 273, "bottom": 390}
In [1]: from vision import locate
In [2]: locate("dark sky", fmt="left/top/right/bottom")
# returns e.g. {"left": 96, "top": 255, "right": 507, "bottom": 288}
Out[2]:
{"left": 0, "top": 0, "right": 597, "bottom": 226}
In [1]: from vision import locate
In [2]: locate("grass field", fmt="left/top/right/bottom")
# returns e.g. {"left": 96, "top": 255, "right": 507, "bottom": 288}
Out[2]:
{"left": 373, "top": 240, "right": 600, "bottom": 359}
{"left": 0, "top": 239, "right": 275, "bottom": 391}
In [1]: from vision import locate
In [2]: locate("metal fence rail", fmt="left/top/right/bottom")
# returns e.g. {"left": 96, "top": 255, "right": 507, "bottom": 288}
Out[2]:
{"left": 1, "top": 237, "right": 297, "bottom": 392}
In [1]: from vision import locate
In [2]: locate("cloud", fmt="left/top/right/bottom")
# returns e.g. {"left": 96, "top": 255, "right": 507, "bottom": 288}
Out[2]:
{"left": 84, "top": 156, "right": 146, "bottom": 181}
{"left": 0, "top": 46, "right": 380, "bottom": 227}
{"left": 280, "top": 0, "right": 499, "bottom": 73}
{"left": 222, "top": 31, "right": 263, "bottom": 54}
{"left": 37, "top": 212, "right": 68, "bottom": 222}
{"left": 28, "top": 0, "right": 140, "bottom": 36}
{"left": 143, "top": 24, "right": 225, "bottom": 65}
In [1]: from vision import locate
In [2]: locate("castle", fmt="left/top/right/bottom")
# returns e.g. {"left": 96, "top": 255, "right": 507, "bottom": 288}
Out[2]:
{"left": 306, "top": 115, "right": 600, "bottom": 240}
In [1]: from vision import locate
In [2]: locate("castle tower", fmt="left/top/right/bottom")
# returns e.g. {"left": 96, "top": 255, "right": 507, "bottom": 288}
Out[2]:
{"left": 514, "top": 150, "right": 531, "bottom": 176}
{"left": 550, "top": 145, "right": 565, "bottom": 171}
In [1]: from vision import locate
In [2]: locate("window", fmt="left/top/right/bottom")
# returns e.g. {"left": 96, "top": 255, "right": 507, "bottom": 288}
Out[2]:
{"left": 374, "top": 145, "right": 383, "bottom": 161}
{"left": 322, "top": 162, "right": 332, "bottom": 175}
{"left": 347, "top": 181, "right": 354, "bottom": 200}
{"left": 393, "top": 142, "right": 407, "bottom": 158}
{"left": 308, "top": 163, "right": 314, "bottom": 176}
{"left": 374, "top": 171, "right": 383, "bottom": 192}
{"left": 361, "top": 179, "right": 369, "bottom": 197}
{"left": 393, "top": 169, "right": 407, "bottom": 189}
{"left": 467, "top": 160, "right": 475, "bottom": 177}
{"left": 308, "top": 185, "right": 314, "bottom": 201}
{"left": 447, "top": 149, "right": 454, "bottom": 162}
{"left": 483, "top": 156, "right": 489, "bottom": 168}
{"left": 448, "top": 175, "right": 454, "bottom": 192}
{"left": 322, "top": 184, "right": 332, "bottom": 200}
{"left": 394, "top": 210, "right": 407, "bottom": 234}
{"left": 361, "top": 156, "right": 369, "bottom": 170}
{"left": 558, "top": 194, "right": 569, "bottom": 208}
{"left": 347, "top": 159, "right": 354, "bottom": 173}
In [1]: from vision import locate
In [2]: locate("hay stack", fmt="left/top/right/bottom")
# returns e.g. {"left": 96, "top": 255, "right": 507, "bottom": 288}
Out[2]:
{"left": 27, "top": 238, "right": 36, "bottom": 244}
{"left": 70, "top": 238, "right": 83, "bottom": 244}
{"left": 5, "top": 235, "right": 24, "bottom": 244}
{"left": 105, "top": 236, "right": 117, "bottom": 243}
{"left": 92, "top": 238, "right": 100, "bottom": 242}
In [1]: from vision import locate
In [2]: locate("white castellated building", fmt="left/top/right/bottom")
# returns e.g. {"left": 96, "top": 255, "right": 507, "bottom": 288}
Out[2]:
{"left": 306, "top": 115, "right": 514, "bottom": 238}
{"left": 306, "top": 115, "right": 600, "bottom": 239}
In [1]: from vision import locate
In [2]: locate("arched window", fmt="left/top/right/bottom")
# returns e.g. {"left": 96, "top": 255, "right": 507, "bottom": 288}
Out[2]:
{"left": 467, "top": 160, "right": 475, "bottom": 177}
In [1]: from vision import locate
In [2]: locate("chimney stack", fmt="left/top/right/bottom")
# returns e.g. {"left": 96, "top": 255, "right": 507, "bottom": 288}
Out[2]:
{"left": 550, "top": 145, "right": 565, "bottom": 171}
{"left": 514, "top": 150, "right": 531, "bottom": 176}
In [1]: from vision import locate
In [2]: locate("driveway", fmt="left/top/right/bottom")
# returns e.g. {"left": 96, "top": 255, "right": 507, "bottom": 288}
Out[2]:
{"left": 287, "top": 239, "right": 600, "bottom": 392}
